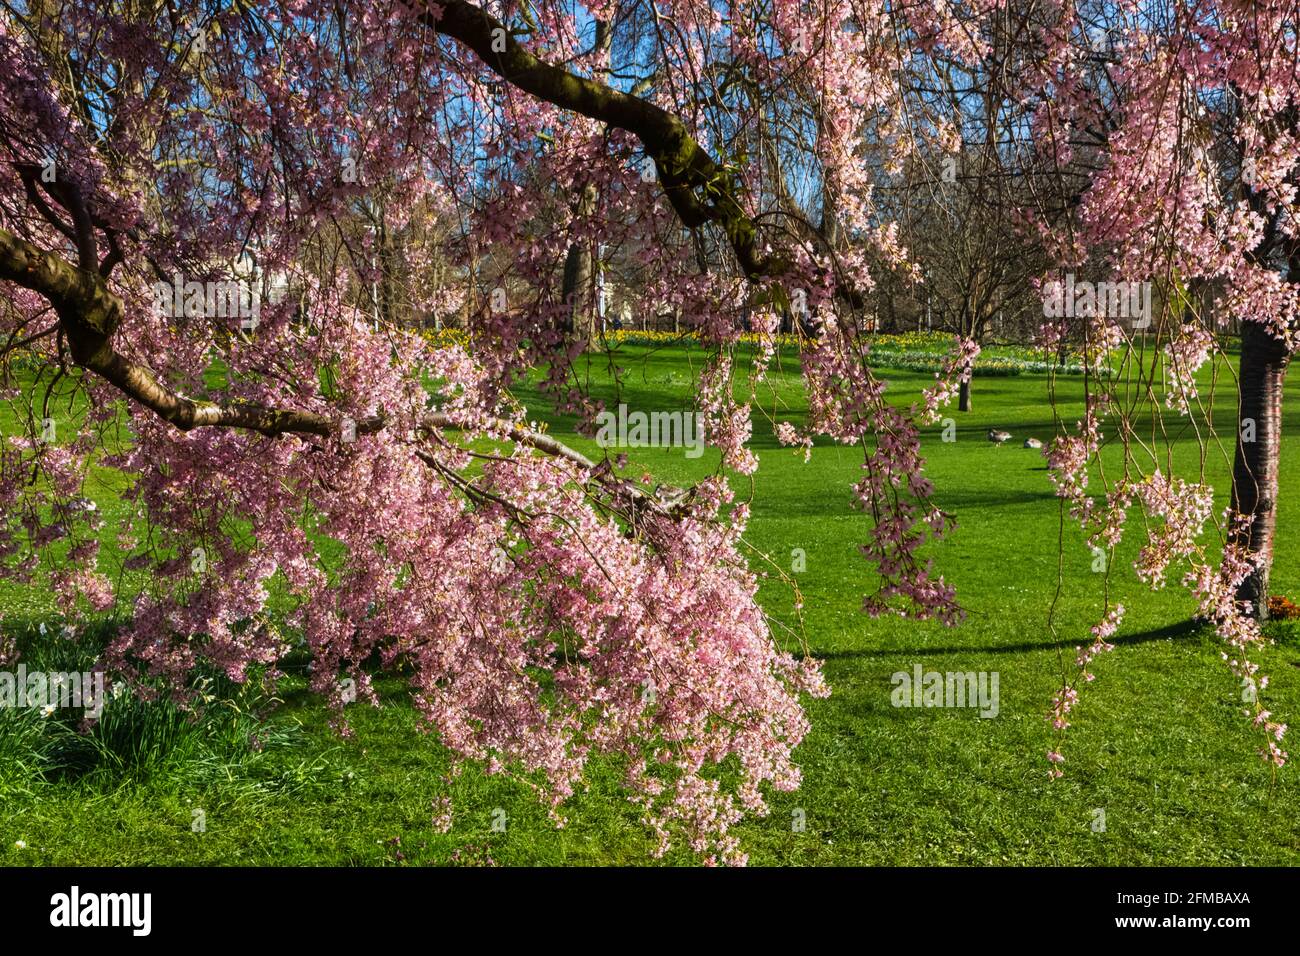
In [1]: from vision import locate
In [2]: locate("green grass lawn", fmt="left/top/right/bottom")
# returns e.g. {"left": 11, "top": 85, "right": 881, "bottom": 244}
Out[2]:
{"left": 2, "top": 343, "right": 1298, "bottom": 866}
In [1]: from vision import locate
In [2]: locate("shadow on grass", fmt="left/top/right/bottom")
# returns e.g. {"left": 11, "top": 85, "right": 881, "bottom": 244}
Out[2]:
{"left": 815, "top": 618, "right": 1205, "bottom": 659}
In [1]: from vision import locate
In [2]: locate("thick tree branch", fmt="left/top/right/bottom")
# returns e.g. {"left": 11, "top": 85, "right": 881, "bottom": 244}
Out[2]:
{"left": 420, "top": 0, "right": 783, "bottom": 281}
{"left": 0, "top": 225, "right": 344, "bottom": 435}
{"left": 0, "top": 224, "right": 681, "bottom": 514}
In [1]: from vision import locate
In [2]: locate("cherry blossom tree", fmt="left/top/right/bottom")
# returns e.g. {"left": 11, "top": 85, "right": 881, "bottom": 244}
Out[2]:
{"left": 0, "top": 0, "right": 1292, "bottom": 862}
{"left": 0, "top": 0, "right": 987, "bottom": 863}
{"left": 1018, "top": 0, "right": 1293, "bottom": 771}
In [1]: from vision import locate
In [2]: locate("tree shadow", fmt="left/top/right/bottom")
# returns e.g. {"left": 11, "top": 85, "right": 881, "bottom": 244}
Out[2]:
{"left": 815, "top": 618, "right": 1204, "bottom": 660}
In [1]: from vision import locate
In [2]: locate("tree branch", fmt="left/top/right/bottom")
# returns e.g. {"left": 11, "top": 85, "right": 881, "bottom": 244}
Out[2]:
{"left": 421, "top": 0, "right": 783, "bottom": 281}
{"left": 0, "top": 225, "right": 659, "bottom": 490}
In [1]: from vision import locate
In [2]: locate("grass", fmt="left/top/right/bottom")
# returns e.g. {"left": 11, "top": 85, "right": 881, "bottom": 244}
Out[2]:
{"left": 1, "top": 342, "right": 1298, "bottom": 866}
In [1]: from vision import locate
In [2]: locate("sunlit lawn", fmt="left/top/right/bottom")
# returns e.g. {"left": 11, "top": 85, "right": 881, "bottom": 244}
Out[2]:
{"left": 2, "top": 342, "right": 1298, "bottom": 865}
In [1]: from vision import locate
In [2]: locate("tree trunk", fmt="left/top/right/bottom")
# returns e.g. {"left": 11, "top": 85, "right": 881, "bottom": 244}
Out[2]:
{"left": 560, "top": 180, "right": 597, "bottom": 346}
{"left": 959, "top": 308, "right": 975, "bottom": 411}
{"left": 558, "top": 19, "right": 610, "bottom": 350}
{"left": 1230, "top": 320, "right": 1291, "bottom": 618}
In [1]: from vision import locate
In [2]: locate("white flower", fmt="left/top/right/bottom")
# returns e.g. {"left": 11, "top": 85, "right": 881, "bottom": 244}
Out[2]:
{"left": 40, "top": 704, "right": 56, "bottom": 718}
{"left": 14, "top": 841, "right": 26, "bottom": 850}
